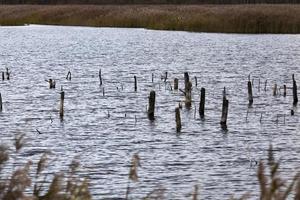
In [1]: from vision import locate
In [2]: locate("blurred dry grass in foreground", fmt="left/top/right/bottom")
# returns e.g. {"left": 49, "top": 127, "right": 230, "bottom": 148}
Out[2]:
{"left": 0, "top": 4, "right": 300, "bottom": 33}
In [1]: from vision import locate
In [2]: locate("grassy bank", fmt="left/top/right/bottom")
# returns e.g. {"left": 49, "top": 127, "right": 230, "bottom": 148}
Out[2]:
{"left": 0, "top": 4, "right": 300, "bottom": 33}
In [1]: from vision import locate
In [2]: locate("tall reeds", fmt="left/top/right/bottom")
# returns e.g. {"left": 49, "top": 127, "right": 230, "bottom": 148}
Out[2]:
{"left": 0, "top": 5, "right": 300, "bottom": 33}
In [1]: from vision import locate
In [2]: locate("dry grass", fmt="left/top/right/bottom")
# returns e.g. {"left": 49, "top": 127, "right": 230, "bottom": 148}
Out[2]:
{"left": 0, "top": 4, "right": 300, "bottom": 33}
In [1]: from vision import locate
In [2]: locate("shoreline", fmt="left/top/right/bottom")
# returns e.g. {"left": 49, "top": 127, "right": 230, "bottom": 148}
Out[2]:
{"left": 0, "top": 5, "right": 300, "bottom": 33}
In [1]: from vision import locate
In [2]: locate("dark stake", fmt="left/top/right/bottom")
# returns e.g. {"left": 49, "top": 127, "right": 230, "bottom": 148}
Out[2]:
{"left": 175, "top": 107, "right": 181, "bottom": 132}
{"left": 151, "top": 73, "right": 154, "bottom": 83}
{"left": 66, "top": 71, "right": 71, "bottom": 80}
{"left": 6, "top": 68, "right": 10, "bottom": 80}
{"left": 291, "top": 109, "right": 294, "bottom": 116}
{"left": 194, "top": 76, "right": 198, "bottom": 87}
{"left": 264, "top": 80, "right": 268, "bottom": 92}
{"left": 220, "top": 88, "right": 229, "bottom": 128}
{"left": 174, "top": 78, "right": 178, "bottom": 90}
{"left": 185, "top": 81, "right": 192, "bottom": 108}
{"left": 292, "top": 74, "right": 298, "bottom": 105}
{"left": 59, "top": 89, "right": 65, "bottom": 120}
{"left": 1, "top": 72, "right": 4, "bottom": 81}
{"left": 184, "top": 72, "right": 189, "bottom": 92}
{"left": 258, "top": 78, "right": 261, "bottom": 92}
{"left": 99, "top": 69, "right": 103, "bottom": 86}
{"left": 273, "top": 84, "right": 277, "bottom": 96}
{"left": 0, "top": 93, "right": 2, "bottom": 112}
{"left": 164, "top": 72, "right": 168, "bottom": 82}
{"left": 48, "top": 79, "right": 56, "bottom": 89}
{"left": 134, "top": 76, "right": 137, "bottom": 92}
{"left": 199, "top": 87, "right": 205, "bottom": 119}
{"left": 147, "top": 91, "right": 156, "bottom": 120}
{"left": 283, "top": 85, "right": 287, "bottom": 97}
{"left": 248, "top": 81, "right": 253, "bottom": 105}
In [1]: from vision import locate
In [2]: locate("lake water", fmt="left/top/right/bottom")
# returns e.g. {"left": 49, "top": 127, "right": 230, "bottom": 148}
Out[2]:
{"left": 0, "top": 25, "right": 299, "bottom": 199}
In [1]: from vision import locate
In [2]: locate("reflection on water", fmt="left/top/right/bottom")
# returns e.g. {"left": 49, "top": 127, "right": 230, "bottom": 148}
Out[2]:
{"left": 0, "top": 25, "right": 299, "bottom": 199}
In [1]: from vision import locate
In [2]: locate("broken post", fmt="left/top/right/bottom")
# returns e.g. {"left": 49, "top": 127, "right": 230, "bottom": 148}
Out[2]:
{"left": 292, "top": 74, "right": 298, "bottom": 105}
{"left": 184, "top": 72, "right": 189, "bottom": 92}
{"left": 164, "top": 72, "right": 168, "bottom": 82}
{"left": 6, "top": 68, "right": 9, "bottom": 80}
{"left": 185, "top": 81, "right": 192, "bottom": 108}
{"left": 99, "top": 69, "right": 103, "bottom": 86}
{"left": 220, "top": 87, "right": 229, "bottom": 128}
{"left": 199, "top": 87, "right": 205, "bottom": 119}
{"left": 59, "top": 89, "right": 65, "bottom": 120}
{"left": 283, "top": 85, "right": 287, "bottom": 97}
{"left": 174, "top": 78, "right": 178, "bottom": 90}
{"left": 0, "top": 93, "right": 2, "bottom": 112}
{"left": 194, "top": 76, "right": 198, "bottom": 87}
{"left": 1, "top": 72, "right": 4, "bottom": 81}
{"left": 66, "top": 71, "right": 71, "bottom": 80}
{"left": 49, "top": 79, "right": 55, "bottom": 89}
{"left": 134, "top": 76, "right": 137, "bottom": 92}
{"left": 147, "top": 91, "right": 155, "bottom": 120}
{"left": 273, "top": 84, "right": 277, "bottom": 96}
{"left": 175, "top": 107, "right": 181, "bottom": 132}
{"left": 248, "top": 80, "right": 253, "bottom": 105}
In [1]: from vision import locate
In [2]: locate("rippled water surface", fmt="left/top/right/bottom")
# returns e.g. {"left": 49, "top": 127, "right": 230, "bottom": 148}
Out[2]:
{"left": 0, "top": 25, "right": 300, "bottom": 199}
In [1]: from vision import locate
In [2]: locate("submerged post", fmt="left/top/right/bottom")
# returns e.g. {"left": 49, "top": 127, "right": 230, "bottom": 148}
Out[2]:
{"left": 264, "top": 80, "right": 267, "bottom": 92}
{"left": 194, "top": 76, "right": 198, "bottom": 87}
{"left": 185, "top": 81, "right": 192, "bottom": 108}
{"left": 273, "top": 84, "right": 277, "bottom": 96}
{"left": 184, "top": 72, "right": 189, "bottom": 92}
{"left": 175, "top": 107, "right": 181, "bottom": 132}
{"left": 1, "top": 72, "right": 4, "bottom": 81}
{"left": 6, "top": 68, "right": 9, "bottom": 80}
{"left": 99, "top": 69, "right": 103, "bottom": 86}
{"left": 283, "top": 84, "right": 287, "bottom": 97}
{"left": 151, "top": 73, "right": 154, "bottom": 83}
{"left": 66, "top": 71, "right": 71, "bottom": 80}
{"left": 0, "top": 93, "right": 2, "bottom": 112}
{"left": 59, "top": 89, "right": 65, "bottom": 120}
{"left": 220, "top": 87, "right": 229, "bottom": 128}
{"left": 174, "top": 78, "right": 178, "bottom": 90}
{"left": 248, "top": 80, "right": 253, "bottom": 105}
{"left": 134, "top": 76, "right": 137, "bottom": 92}
{"left": 199, "top": 87, "right": 205, "bottom": 119}
{"left": 147, "top": 91, "right": 155, "bottom": 120}
{"left": 164, "top": 72, "right": 168, "bottom": 82}
{"left": 293, "top": 74, "right": 298, "bottom": 105}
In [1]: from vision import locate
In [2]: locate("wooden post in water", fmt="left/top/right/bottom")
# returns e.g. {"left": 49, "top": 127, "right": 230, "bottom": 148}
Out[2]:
{"left": 194, "top": 76, "right": 198, "bottom": 87}
{"left": 1, "top": 72, "right": 4, "bottom": 81}
{"left": 0, "top": 93, "right": 2, "bottom": 112}
{"left": 134, "top": 76, "right": 137, "bottom": 92}
{"left": 264, "top": 80, "right": 267, "bottom": 92}
{"left": 66, "top": 71, "right": 71, "bottom": 80}
{"left": 147, "top": 91, "right": 155, "bottom": 120}
{"left": 220, "top": 87, "right": 229, "bottom": 128}
{"left": 248, "top": 80, "right": 253, "bottom": 105}
{"left": 174, "top": 78, "right": 178, "bottom": 90}
{"left": 273, "top": 84, "right": 277, "bottom": 96}
{"left": 185, "top": 81, "right": 192, "bottom": 108}
{"left": 258, "top": 78, "right": 261, "bottom": 92}
{"left": 151, "top": 73, "right": 154, "bottom": 83}
{"left": 184, "top": 72, "right": 189, "bottom": 92}
{"left": 283, "top": 85, "right": 287, "bottom": 97}
{"left": 59, "top": 89, "right": 65, "bottom": 120}
{"left": 6, "top": 68, "right": 9, "bottom": 80}
{"left": 164, "top": 72, "right": 168, "bottom": 82}
{"left": 99, "top": 69, "right": 103, "bottom": 86}
{"left": 199, "top": 87, "right": 205, "bottom": 119}
{"left": 292, "top": 74, "right": 298, "bottom": 105}
{"left": 175, "top": 107, "right": 181, "bottom": 132}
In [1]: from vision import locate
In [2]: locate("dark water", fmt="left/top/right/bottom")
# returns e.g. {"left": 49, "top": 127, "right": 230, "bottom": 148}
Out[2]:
{"left": 0, "top": 25, "right": 299, "bottom": 199}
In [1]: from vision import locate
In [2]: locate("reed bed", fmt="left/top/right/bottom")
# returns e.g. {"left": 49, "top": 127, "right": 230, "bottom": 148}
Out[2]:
{"left": 0, "top": 4, "right": 300, "bottom": 33}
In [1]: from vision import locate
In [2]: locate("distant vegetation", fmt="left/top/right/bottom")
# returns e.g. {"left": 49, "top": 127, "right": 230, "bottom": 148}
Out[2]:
{"left": 0, "top": 5, "right": 300, "bottom": 33}
{"left": 1, "top": 0, "right": 300, "bottom": 4}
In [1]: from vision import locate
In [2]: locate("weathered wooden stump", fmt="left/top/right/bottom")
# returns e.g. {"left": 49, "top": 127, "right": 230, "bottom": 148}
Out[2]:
{"left": 175, "top": 107, "right": 181, "bottom": 132}
{"left": 48, "top": 79, "right": 56, "bottom": 89}
{"left": 220, "top": 87, "right": 229, "bottom": 128}
{"left": 292, "top": 74, "right": 298, "bottom": 105}
{"left": 248, "top": 80, "right": 253, "bottom": 105}
{"left": 134, "top": 76, "right": 137, "bottom": 92}
{"left": 184, "top": 72, "right": 189, "bottom": 92}
{"left": 174, "top": 78, "right": 178, "bottom": 90}
{"left": 185, "top": 81, "right": 192, "bottom": 108}
{"left": 0, "top": 93, "right": 2, "bottom": 112}
{"left": 99, "top": 69, "right": 103, "bottom": 86}
{"left": 273, "top": 83, "right": 277, "bottom": 96}
{"left": 59, "top": 89, "right": 65, "bottom": 120}
{"left": 66, "top": 71, "right": 71, "bottom": 80}
{"left": 199, "top": 87, "right": 205, "bottom": 119}
{"left": 147, "top": 91, "right": 156, "bottom": 120}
